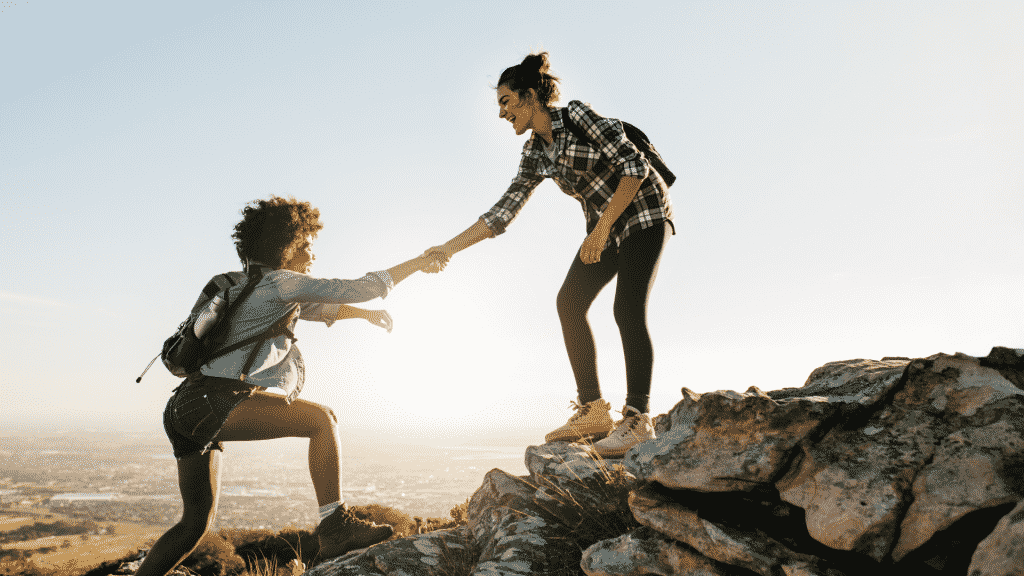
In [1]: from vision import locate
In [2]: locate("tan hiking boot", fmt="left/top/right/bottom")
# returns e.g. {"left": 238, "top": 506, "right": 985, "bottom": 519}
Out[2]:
{"left": 594, "top": 405, "right": 655, "bottom": 458}
{"left": 316, "top": 504, "right": 394, "bottom": 559}
{"left": 544, "top": 399, "right": 614, "bottom": 443}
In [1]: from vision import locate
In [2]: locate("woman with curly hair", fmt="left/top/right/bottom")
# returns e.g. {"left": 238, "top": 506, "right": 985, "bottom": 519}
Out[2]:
{"left": 138, "top": 196, "right": 440, "bottom": 574}
{"left": 424, "top": 52, "right": 674, "bottom": 458}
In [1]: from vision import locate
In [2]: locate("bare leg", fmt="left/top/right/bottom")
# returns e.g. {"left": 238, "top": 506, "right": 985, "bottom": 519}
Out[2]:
{"left": 216, "top": 390, "right": 341, "bottom": 505}
{"left": 135, "top": 451, "right": 221, "bottom": 576}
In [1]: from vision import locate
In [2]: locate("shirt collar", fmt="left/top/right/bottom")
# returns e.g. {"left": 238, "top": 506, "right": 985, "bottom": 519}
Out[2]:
{"left": 246, "top": 260, "right": 276, "bottom": 274}
{"left": 526, "top": 106, "right": 565, "bottom": 155}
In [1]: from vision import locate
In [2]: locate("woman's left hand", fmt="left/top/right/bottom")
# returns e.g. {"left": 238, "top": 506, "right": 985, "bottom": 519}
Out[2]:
{"left": 579, "top": 227, "right": 610, "bottom": 264}
{"left": 364, "top": 309, "right": 394, "bottom": 333}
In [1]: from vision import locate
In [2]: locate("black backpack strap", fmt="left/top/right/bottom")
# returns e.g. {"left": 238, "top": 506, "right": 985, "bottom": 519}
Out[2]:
{"left": 560, "top": 108, "right": 676, "bottom": 187}
{"left": 201, "top": 273, "right": 239, "bottom": 300}
{"left": 217, "top": 269, "right": 264, "bottom": 323}
{"left": 205, "top": 307, "right": 299, "bottom": 381}
{"left": 235, "top": 309, "right": 299, "bottom": 380}
{"left": 560, "top": 108, "right": 592, "bottom": 146}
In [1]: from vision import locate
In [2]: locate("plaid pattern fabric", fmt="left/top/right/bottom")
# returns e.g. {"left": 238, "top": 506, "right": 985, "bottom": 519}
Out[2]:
{"left": 482, "top": 100, "right": 673, "bottom": 250}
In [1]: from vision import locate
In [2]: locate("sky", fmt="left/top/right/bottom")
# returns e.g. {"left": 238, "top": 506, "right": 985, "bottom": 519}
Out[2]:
{"left": 2, "top": 1, "right": 1022, "bottom": 443}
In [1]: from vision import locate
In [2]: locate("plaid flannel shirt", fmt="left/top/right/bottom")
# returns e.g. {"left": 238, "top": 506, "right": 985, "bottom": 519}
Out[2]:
{"left": 481, "top": 100, "right": 673, "bottom": 251}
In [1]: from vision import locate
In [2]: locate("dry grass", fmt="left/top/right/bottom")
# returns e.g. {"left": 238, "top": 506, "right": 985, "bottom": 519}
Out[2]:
{"left": 525, "top": 442, "right": 640, "bottom": 576}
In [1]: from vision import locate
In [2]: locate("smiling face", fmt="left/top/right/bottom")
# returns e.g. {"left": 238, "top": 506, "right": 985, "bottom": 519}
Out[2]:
{"left": 497, "top": 84, "right": 535, "bottom": 136}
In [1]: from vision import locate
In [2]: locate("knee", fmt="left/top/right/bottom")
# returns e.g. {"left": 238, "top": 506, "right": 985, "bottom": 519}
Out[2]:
{"left": 613, "top": 299, "right": 646, "bottom": 332}
{"left": 557, "top": 285, "right": 582, "bottom": 321}
{"left": 180, "top": 507, "right": 216, "bottom": 538}
{"left": 311, "top": 403, "right": 338, "bottom": 431}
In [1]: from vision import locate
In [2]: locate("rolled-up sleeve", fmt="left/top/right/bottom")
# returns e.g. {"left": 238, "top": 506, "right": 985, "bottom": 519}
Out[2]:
{"left": 480, "top": 147, "right": 545, "bottom": 236}
{"left": 299, "top": 303, "right": 342, "bottom": 327}
{"left": 568, "top": 101, "right": 650, "bottom": 181}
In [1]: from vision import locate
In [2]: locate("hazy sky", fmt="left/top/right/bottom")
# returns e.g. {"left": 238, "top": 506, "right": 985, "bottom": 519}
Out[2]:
{"left": 2, "top": 1, "right": 1021, "bottom": 442}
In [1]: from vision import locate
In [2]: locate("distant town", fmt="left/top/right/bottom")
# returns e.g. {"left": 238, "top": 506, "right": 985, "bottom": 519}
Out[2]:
{"left": 1, "top": 426, "right": 529, "bottom": 532}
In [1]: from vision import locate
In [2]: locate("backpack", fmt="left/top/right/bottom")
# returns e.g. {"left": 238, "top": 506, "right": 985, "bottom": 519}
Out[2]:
{"left": 136, "top": 268, "right": 296, "bottom": 383}
{"left": 559, "top": 108, "right": 676, "bottom": 187}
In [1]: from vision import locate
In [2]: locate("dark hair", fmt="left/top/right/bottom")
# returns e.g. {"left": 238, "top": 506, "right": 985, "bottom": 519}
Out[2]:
{"left": 232, "top": 195, "right": 324, "bottom": 269}
{"left": 498, "top": 51, "right": 561, "bottom": 108}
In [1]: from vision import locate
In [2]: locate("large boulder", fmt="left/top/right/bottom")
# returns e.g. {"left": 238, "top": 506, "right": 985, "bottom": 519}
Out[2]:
{"left": 777, "top": 351, "right": 1024, "bottom": 562}
{"left": 891, "top": 352, "right": 1024, "bottom": 560}
{"left": 623, "top": 387, "right": 845, "bottom": 492}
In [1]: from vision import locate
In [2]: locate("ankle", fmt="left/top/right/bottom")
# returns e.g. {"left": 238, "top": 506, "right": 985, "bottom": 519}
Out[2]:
{"left": 318, "top": 501, "right": 342, "bottom": 521}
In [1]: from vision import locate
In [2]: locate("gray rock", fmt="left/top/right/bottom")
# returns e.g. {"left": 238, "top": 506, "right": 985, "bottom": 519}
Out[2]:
{"left": 629, "top": 485, "right": 826, "bottom": 576}
{"left": 889, "top": 351, "right": 1024, "bottom": 560}
{"left": 768, "top": 357, "right": 909, "bottom": 405}
{"left": 623, "top": 387, "right": 839, "bottom": 492}
{"left": 306, "top": 526, "right": 475, "bottom": 575}
{"left": 526, "top": 442, "right": 637, "bottom": 523}
{"left": 525, "top": 442, "right": 617, "bottom": 484}
{"left": 581, "top": 527, "right": 733, "bottom": 576}
{"left": 777, "top": 352, "right": 1024, "bottom": 562}
{"left": 468, "top": 468, "right": 554, "bottom": 575}
{"left": 967, "top": 500, "right": 1024, "bottom": 576}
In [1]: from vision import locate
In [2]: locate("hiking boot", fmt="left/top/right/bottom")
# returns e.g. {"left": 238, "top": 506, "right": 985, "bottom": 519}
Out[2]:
{"left": 316, "top": 504, "right": 394, "bottom": 559}
{"left": 594, "top": 405, "right": 655, "bottom": 458}
{"left": 545, "top": 399, "right": 614, "bottom": 443}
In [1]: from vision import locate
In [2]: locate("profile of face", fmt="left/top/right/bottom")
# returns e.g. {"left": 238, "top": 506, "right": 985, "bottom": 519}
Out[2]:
{"left": 497, "top": 85, "right": 537, "bottom": 136}
{"left": 285, "top": 235, "right": 315, "bottom": 273}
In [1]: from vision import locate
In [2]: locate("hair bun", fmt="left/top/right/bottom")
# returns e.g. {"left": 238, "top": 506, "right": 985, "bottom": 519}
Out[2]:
{"left": 520, "top": 51, "right": 550, "bottom": 75}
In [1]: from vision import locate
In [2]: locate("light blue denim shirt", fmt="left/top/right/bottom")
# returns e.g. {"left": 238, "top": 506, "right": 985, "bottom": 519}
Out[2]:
{"left": 197, "top": 265, "right": 393, "bottom": 402}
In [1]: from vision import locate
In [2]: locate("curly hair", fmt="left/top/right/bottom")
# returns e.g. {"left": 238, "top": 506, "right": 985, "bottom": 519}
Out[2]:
{"left": 497, "top": 51, "right": 561, "bottom": 108}
{"left": 232, "top": 196, "right": 324, "bottom": 269}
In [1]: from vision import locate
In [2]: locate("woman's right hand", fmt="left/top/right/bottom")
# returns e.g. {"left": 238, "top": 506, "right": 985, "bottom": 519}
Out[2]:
{"left": 422, "top": 247, "right": 451, "bottom": 272}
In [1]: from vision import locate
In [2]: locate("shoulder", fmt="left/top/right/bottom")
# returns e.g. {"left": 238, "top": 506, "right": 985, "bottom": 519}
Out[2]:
{"left": 201, "top": 271, "right": 245, "bottom": 293}
{"left": 222, "top": 271, "right": 247, "bottom": 284}
{"left": 566, "top": 100, "right": 599, "bottom": 122}
{"left": 263, "top": 269, "right": 304, "bottom": 285}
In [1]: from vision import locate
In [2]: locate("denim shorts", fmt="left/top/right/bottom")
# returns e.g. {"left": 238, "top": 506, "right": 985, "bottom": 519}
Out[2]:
{"left": 162, "top": 374, "right": 259, "bottom": 458}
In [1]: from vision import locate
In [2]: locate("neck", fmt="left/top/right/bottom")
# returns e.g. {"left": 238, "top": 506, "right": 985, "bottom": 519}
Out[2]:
{"left": 531, "top": 107, "right": 554, "bottom": 145}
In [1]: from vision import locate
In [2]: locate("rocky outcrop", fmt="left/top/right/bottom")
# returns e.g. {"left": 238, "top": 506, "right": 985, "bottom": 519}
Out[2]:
{"left": 304, "top": 347, "right": 1024, "bottom": 576}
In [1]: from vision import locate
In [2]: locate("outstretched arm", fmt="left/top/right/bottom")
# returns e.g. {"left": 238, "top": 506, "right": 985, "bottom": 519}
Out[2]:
{"left": 384, "top": 253, "right": 441, "bottom": 285}
{"left": 334, "top": 305, "right": 393, "bottom": 332}
{"left": 424, "top": 218, "right": 494, "bottom": 262}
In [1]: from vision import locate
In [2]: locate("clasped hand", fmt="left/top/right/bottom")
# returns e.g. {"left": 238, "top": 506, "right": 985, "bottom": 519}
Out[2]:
{"left": 420, "top": 247, "right": 451, "bottom": 273}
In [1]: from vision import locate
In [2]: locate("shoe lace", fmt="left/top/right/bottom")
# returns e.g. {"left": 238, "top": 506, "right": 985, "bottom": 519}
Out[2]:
{"left": 566, "top": 400, "right": 590, "bottom": 422}
{"left": 609, "top": 409, "right": 643, "bottom": 440}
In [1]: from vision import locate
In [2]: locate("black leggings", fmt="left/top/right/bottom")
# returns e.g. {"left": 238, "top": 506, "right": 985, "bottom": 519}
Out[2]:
{"left": 556, "top": 221, "right": 672, "bottom": 414}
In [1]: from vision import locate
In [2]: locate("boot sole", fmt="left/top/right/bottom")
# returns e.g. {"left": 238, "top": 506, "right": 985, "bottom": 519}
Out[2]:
{"left": 544, "top": 430, "right": 611, "bottom": 443}
{"left": 319, "top": 528, "right": 394, "bottom": 559}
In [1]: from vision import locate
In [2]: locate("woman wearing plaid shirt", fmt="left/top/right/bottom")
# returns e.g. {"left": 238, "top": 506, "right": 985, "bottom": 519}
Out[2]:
{"left": 426, "top": 52, "right": 674, "bottom": 457}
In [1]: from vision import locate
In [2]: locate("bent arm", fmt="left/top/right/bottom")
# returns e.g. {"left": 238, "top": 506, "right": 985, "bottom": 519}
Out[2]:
{"left": 595, "top": 176, "right": 643, "bottom": 235}
{"left": 578, "top": 176, "right": 644, "bottom": 265}
{"left": 334, "top": 304, "right": 369, "bottom": 322}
